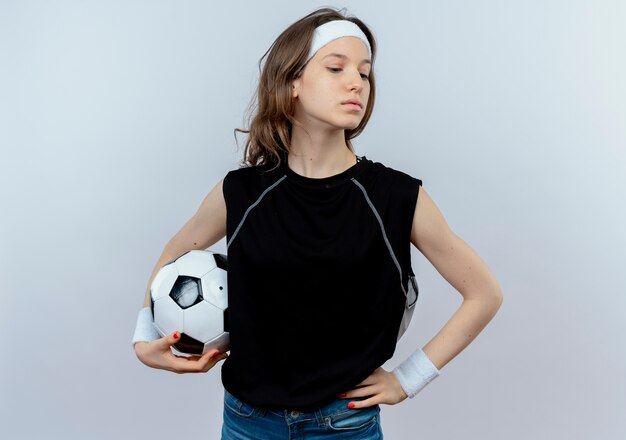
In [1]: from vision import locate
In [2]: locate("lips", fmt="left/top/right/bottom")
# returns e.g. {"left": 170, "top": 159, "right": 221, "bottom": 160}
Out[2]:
{"left": 341, "top": 99, "right": 362, "bottom": 108}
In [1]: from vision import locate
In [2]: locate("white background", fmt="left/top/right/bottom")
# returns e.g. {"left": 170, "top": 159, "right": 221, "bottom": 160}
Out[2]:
{"left": 1, "top": 1, "right": 624, "bottom": 439}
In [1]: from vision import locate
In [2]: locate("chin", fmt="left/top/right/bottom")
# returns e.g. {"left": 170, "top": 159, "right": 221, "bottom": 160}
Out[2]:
{"left": 336, "top": 117, "right": 363, "bottom": 131}
{"left": 345, "top": 120, "right": 363, "bottom": 130}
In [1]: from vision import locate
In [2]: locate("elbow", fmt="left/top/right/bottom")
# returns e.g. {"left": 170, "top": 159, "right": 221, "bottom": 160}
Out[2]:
{"left": 461, "top": 280, "right": 503, "bottom": 303}
{"left": 489, "top": 285, "right": 504, "bottom": 311}
{"left": 465, "top": 284, "right": 503, "bottom": 310}
{"left": 483, "top": 276, "right": 504, "bottom": 304}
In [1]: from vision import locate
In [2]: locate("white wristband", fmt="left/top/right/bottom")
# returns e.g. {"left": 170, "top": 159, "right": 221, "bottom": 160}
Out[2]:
{"left": 392, "top": 348, "right": 441, "bottom": 398}
{"left": 132, "top": 306, "right": 161, "bottom": 348}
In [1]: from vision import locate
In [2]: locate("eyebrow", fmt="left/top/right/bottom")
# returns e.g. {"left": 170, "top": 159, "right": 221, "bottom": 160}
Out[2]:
{"left": 321, "top": 53, "right": 371, "bottom": 66}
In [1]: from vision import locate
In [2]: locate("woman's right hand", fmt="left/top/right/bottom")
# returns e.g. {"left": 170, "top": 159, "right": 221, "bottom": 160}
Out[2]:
{"left": 134, "top": 331, "right": 228, "bottom": 374}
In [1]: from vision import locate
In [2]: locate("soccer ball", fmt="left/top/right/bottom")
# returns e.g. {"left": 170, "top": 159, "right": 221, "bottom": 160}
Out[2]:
{"left": 150, "top": 249, "right": 229, "bottom": 356}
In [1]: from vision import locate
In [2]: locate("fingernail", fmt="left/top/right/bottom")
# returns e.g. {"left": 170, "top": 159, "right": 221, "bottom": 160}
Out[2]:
{"left": 347, "top": 403, "right": 355, "bottom": 409}
{"left": 339, "top": 393, "right": 347, "bottom": 398}
{"left": 173, "top": 332, "right": 179, "bottom": 339}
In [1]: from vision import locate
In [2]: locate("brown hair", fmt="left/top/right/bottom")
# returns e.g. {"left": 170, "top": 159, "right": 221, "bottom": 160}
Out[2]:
{"left": 233, "top": 7, "right": 377, "bottom": 171}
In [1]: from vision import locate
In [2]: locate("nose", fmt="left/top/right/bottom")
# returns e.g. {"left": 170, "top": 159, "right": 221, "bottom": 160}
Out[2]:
{"left": 347, "top": 68, "right": 364, "bottom": 92}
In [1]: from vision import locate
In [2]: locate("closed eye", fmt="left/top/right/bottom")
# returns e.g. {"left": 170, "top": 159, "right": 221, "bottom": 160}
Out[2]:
{"left": 327, "top": 67, "right": 370, "bottom": 80}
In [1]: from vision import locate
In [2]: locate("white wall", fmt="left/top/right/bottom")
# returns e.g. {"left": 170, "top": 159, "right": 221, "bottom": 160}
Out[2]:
{"left": 1, "top": 1, "right": 624, "bottom": 439}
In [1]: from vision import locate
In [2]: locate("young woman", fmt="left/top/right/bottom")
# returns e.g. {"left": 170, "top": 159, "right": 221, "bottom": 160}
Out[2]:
{"left": 133, "top": 7, "right": 503, "bottom": 439}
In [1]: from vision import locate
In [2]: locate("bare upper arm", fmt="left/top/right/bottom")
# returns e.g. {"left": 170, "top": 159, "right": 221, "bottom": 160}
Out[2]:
{"left": 410, "top": 187, "right": 502, "bottom": 301}
{"left": 164, "top": 177, "right": 227, "bottom": 256}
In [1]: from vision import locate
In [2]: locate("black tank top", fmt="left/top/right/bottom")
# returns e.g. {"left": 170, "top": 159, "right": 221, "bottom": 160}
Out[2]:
{"left": 221, "top": 155, "right": 422, "bottom": 411}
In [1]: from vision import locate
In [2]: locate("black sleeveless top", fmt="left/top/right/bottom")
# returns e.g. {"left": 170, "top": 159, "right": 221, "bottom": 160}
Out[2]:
{"left": 220, "top": 155, "right": 422, "bottom": 411}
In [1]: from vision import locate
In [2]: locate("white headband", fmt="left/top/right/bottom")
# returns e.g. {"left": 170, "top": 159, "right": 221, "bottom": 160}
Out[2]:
{"left": 305, "top": 20, "right": 372, "bottom": 64}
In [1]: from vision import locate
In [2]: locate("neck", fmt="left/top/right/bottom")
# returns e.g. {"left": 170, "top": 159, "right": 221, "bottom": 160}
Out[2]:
{"left": 288, "top": 126, "right": 356, "bottom": 178}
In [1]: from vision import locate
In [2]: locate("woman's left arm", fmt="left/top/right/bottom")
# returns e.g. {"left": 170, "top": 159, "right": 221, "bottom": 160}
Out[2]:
{"left": 339, "top": 186, "right": 503, "bottom": 408}
{"left": 410, "top": 186, "right": 504, "bottom": 371}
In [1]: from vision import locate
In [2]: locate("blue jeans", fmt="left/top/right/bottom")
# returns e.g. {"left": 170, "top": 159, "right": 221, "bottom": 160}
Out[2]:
{"left": 221, "top": 388, "right": 383, "bottom": 439}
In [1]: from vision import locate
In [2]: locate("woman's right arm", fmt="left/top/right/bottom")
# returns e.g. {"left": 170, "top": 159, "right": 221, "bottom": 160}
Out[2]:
{"left": 134, "top": 176, "right": 228, "bottom": 373}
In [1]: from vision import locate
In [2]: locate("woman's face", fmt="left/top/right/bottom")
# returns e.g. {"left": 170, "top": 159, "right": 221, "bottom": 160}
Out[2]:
{"left": 291, "top": 36, "right": 371, "bottom": 132}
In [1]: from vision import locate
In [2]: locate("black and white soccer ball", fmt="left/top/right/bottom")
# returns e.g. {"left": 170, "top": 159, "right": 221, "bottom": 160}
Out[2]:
{"left": 150, "top": 250, "right": 229, "bottom": 356}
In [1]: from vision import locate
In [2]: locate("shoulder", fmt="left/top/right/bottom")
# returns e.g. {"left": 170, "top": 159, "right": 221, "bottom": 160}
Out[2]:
{"left": 223, "top": 161, "right": 284, "bottom": 196}
{"left": 225, "top": 163, "right": 266, "bottom": 179}
{"left": 361, "top": 156, "right": 423, "bottom": 189}
{"left": 225, "top": 161, "right": 280, "bottom": 181}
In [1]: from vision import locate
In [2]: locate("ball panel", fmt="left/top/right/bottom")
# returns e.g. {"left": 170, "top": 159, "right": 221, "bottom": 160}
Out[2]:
{"left": 201, "top": 332, "right": 230, "bottom": 355}
{"left": 201, "top": 268, "right": 228, "bottom": 310}
{"left": 173, "top": 333, "right": 204, "bottom": 356}
{"left": 213, "top": 253, "right": 228, "bottom": 270}
{"left": 153, "top": 297, "right": 184, "bottom": 337}
{"left": 169, "top": 275, "right": 203, "bottom": 309}
{"left": 175, "top": 250, "right": 217, "bottom": 278}
{"left": 184, "top": 300, "right": 224, "bottom": 342}
{"left": 150, "top": 263, "right": 179, "bottom": 302}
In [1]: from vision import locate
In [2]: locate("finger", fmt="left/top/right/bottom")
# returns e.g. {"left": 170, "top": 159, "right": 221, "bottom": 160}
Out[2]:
{"left": 343, "top": 384, "right": 378, "bottom": 399}
{"left": 197, "top": 348, "right": 222, "bottom": 362}
{"left": 186, "top": 350, "right": 228, "bottom": 373}
{"left": 353, "top": 379, "right": 369, "bottom": 388}
{"left": 347, "top": 395, "right": 379, "bottom": 409}
{"left": 357, "top": 368, "right": 383, "bottom": 386}
{"left": 176, "top": 349, "right": 226, "bottom": 373}
{"left": 169, "top": 351, "right": 216, "bottom": 372}
{"left": 158, "top": 331, "right": 181, "bottom": 349}
{"left": 198, "top": 349, "right": 228, "bottom": 369}
{"left": 356, "top": 376, "right": 375, "bottom": 386}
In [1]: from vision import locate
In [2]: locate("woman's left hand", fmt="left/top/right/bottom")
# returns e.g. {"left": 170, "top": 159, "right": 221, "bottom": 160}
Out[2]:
{"left": 338, "top": 367, "right": 408, "bottom": 408}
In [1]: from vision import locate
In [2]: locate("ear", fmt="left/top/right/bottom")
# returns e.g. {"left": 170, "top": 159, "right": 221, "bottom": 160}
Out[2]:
{"left": 291, "top": 77, "right": 300, "bottom": 99}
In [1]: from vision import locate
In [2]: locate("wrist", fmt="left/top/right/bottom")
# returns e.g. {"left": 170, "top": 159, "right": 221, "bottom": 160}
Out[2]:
{"left": 131, "top": 306, "right": 161, "bottom": 348}
{"left": 392, "top": 348, "right": 440, "bottom": 399}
